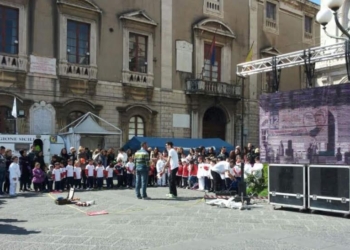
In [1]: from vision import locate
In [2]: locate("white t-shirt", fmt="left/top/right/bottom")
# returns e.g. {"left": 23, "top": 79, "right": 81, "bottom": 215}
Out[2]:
{"left": 9, "top": 163, "right": 21, "bottom": 183}
{"left": 233, "top": 164, "right": 242, "bottom": 177}
{"left": 156, "top": 159, "right": 165, "bottom": 173}
{"left": 244, "top": 163, "right": 252, "bottom": 179}
{"left": 96, "top": 166, "right": 104, "bottom": 178}
{"left": 251, "top": 163, "right": 263, "bottom": 178}
{"left": 53, "top": 168, "right": 61, "bottom": 181}
{"left": 168, "top": 148, "right": 179, "bottom": 170}
{"left": 125, "top": 162, "right": 135, "bottom": 174}
{"left": 86, "top": 164, "right": 95, "bottom": 177}
{"left": 74, "top": 167, "right": 81, "bottom": 179}
{"left": 106, "top": 166, "right": 114, "bottom": 178}
{"left": 117, "top": 152, "right": 128, "bottom": 164}
{"left": 224, "top": 166, "right": 234, "bottom": 178}
{"left": 211, "top": 161, "right": 230, "bottom": 174}
{"left": 66, "top": 165, "right": 74, "bottom": 177}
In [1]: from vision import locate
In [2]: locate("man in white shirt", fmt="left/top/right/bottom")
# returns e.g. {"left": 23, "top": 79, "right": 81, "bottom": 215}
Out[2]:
{"left": 65, "top": 159, "right": 74, "bottom": 189}
{"left": 211, "top": 159, "right": 233, "bottom": 192}
{"left": 162, "top": 141, "right": 179, "bottom": 198}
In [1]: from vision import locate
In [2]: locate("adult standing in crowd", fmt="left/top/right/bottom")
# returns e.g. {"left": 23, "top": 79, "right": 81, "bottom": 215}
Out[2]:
{"left": 0, "top": 146, "right": 6, "bottom": 195}
{"left": 163, "top": 141, "right": 179, "bottom": 198}
{"left": 134, "top": 142, "right": 150, "bottom": 200}
{"left": 19, "top": 150, "right": 30, "bottom": 192}
{"left": 3, "top": 149, "right": 13, "bottom": 194}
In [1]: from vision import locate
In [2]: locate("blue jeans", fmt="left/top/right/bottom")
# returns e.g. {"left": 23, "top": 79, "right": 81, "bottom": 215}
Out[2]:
{"left": 135, "top": 168, "right": 149, "bottom": 198}
{"left": 188, "top": 176, "right": 198, "bottom": 188}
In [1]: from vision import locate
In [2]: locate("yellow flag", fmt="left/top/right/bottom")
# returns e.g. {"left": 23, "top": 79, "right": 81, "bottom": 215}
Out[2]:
{"left": 245, "top": 41, "right": 254, "bottom": 62}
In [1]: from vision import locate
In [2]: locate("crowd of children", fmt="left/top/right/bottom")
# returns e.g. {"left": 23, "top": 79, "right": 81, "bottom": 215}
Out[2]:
{"left": 1, "top": 144, "right": 263, "bottom": 197}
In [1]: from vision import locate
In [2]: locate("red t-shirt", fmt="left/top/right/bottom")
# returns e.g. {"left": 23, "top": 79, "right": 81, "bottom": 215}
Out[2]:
{"left": 182, "top": 164, "right": 189, "bottom": 177}
{"left": 190, "top": 164, "right": 198, "bottom": 176}
{"left": 149, "top": 165, "right": 155, "bottom": 176}
{"left": 177, "top": 165, "right": 183, "bottom": 176}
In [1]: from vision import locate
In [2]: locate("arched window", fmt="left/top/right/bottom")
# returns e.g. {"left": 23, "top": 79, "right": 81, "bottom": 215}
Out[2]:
{"left": 0, "top": 106, "right": 16, "bottom": 134}
{"left": 128, "top": 116, "right": 144, "bottom": 140}
{"left": 67, "top": 111, "right": 85, "bottom": 127}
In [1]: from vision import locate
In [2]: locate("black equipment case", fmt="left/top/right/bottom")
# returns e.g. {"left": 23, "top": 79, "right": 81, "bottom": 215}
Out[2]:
{"left": 269, "top": 164, "right": 307, "bottom": 210}
{"left": 308, "top": 165, "right": 350, "bottom": 215}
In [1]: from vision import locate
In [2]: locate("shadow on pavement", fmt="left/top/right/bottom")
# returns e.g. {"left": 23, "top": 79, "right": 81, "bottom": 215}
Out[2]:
{"left": 0, "top": 219, "right": 27, "bottom": 223}
{"left": 0, "top": 218, "right": 40, "bottom": 235}
{"left": 0, "top": 224, "right": 40, "bottom": 235}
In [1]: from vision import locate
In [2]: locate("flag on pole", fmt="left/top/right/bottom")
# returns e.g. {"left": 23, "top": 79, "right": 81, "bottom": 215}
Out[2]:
{"left": 245, "top": 41, "right": 254, "bottom": 62}
{"left": 11, "top": 97, "right": 17, "bottom": 118}
{"left": 209, "top": 34, "right": 216, "bottom": 66}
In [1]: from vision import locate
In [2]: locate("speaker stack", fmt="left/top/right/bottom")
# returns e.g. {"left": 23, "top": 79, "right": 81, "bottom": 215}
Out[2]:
{"left": 308, "top": 165, "right": 350, "bottom": 214}
{"left": 269, "top": 164, "right": 307, "bottom": 210}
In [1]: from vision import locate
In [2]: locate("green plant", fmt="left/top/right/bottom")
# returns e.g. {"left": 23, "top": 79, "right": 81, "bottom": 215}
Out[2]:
{"left": 246, "top": 163, "right": 269, "bottom": 196}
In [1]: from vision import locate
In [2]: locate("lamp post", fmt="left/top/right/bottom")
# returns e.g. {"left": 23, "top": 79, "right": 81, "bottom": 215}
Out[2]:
{"left": 316, "top": 0, "right": 350, "bottom": 80}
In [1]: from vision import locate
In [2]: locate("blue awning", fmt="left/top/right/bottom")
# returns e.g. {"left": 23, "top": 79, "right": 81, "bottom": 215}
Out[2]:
{"left": 122, "top": 137, "right": 234, "bottom": 153}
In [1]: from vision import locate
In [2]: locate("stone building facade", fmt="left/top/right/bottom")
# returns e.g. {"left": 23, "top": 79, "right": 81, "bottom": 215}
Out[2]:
{"left": 0, "top": 0, "right": 319, "bottom": 149}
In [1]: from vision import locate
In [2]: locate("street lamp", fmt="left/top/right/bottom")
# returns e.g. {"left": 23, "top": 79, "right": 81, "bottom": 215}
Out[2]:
{"left": 316, "top": 0, "right": 350, "bottom": 81}
{"left": 316, "top": 0, "right": 350, "bottom": 40}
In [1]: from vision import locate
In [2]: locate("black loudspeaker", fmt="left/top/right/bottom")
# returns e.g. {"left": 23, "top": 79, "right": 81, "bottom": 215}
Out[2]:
{"left": 308, "top": 165, "right": 350, "bottom": 214}
{"left": 269, "top": 164, "right": 307, "bottom": 209}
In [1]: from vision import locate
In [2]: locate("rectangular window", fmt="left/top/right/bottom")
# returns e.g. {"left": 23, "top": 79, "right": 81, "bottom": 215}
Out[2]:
{"left": 67, "top": 20, "right": 90, "bottom": 65}
{"left": 129, "top": 33, "right": 148, "bottom": 73}
{"left": 266, "top": 2, "right": 276, "bottom": 20}
{"left": 305, "top": 16, "right": 313, "bottom": 34}
{"left": 203, "top": 43, "right": 221, "bottom": 82}
{"left": 0, "top": 5, "right": 19, "bottom": 54}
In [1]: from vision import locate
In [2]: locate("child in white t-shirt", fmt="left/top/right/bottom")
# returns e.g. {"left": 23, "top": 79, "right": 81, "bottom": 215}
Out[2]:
{"left": 156, "top": 154, "right": 166, "bottom": 186}
{"left": 74, "top": 160, "right": 82, "bottom": 189}
{"left": 52, "top": 163, "right": 62, "bottom": 192}
{"left": 86, "top": 159, "right": 95, "bottom": 190}
{"left": 95, "top": 161, "right": 105, "bottom": 190}
{"left": 125, "top": 157, "right": 135, "bottom": 188}
{"left": 251, "top": 156, "right": 263, "bottom": 179}
{"left": 66, "top": 159, "right": 74, "bottom": 189}
{"left": 106, "top": 163, "right": 114, "bottom": 189}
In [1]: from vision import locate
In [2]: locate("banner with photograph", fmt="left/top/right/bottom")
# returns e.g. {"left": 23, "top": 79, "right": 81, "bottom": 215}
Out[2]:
{"left": 259, "top": 83, "right": 350, "bottom": 164}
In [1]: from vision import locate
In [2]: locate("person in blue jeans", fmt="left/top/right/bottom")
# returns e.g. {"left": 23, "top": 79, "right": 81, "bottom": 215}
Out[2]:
{"left": 0, "top": 146, "right": 6, "bottom": 195}
{"left": 134, "top": 142, "right": 150, "bottom": 200}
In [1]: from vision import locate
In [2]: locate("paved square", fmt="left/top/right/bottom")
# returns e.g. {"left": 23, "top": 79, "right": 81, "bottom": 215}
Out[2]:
{"left": 1, "top": 187, "right": 350, "bottom": 250}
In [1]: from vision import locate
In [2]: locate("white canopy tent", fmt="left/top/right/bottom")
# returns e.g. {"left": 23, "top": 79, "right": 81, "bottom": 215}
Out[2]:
{"left": 58, "top": 112, "right": 122, "bottom": 150}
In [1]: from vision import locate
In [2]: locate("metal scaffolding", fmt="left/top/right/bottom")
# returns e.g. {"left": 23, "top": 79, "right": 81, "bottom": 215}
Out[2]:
{"left": 236, "top": 42, "right": 347, "bottom": 77}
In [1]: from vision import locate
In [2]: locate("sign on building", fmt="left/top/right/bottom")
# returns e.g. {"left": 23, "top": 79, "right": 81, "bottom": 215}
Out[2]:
{"left": 176, "top": 41, "right": 193, "bottom": 73}
{"left": 30, "top": 55, "right": 56, "bottom": 75}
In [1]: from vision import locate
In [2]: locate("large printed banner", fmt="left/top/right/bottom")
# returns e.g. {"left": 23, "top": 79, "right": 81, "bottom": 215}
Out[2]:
{"left": 259, "top": 83, "right": 350, "bottom": 164}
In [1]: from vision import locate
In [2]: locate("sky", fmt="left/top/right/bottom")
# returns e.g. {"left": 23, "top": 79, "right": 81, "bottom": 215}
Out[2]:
{"left": 310, "top": 0, "right": 320, "bottom": 4}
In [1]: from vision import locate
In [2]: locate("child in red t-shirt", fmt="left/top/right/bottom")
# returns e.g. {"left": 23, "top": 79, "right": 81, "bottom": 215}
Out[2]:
{"left": 148, "top": 162, "right": 156, "bottom": 186}
{"left": 188, "top": 162, "right": 198, "bottom": 189}
{"left": 182, "top": 160, "right": 189, "bottom": 188}
{"left": 176, "top": 161, "right": 183, "bottom": 187}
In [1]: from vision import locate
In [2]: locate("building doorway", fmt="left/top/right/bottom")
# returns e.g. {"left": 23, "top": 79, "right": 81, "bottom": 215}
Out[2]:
{"left": 202, "top": 107, "right": 226, "bottom": 140}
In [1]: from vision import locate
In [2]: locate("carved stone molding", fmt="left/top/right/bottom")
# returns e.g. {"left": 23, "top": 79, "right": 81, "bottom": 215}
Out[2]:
{"left": 29, "top": 101, "right": 56, "bottom": 134}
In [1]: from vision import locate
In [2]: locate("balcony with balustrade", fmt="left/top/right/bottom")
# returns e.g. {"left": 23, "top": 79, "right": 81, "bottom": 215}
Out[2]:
{"left": 0, "top": 54, "right": 27, "bottom": 73}
{"left": 185, "top": 79, "right": 241, "bottom": 99}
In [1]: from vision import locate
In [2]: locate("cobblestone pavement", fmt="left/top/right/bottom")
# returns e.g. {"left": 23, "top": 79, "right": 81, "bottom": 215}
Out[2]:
{"left": 1, "top": 187, "right": 350, "bottom": 250}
